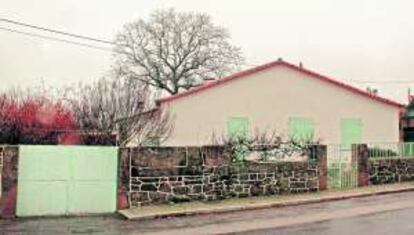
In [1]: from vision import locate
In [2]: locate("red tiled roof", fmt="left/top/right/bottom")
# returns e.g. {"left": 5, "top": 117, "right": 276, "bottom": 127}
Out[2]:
{"left": 157, "top": 60, "right": 404, "bottom": 108}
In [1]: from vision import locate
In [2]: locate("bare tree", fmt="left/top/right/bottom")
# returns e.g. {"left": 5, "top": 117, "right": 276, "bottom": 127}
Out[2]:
{"left": 67, "top": 75, "right": 171, "bottom": 146}
{"left": 114, "top": 8, "right": 244, "bottom": 95}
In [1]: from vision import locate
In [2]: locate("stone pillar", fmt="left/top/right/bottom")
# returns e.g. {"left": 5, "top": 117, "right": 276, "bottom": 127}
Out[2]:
{"left": 117, "top": 148, "right": 130, "bottom": 210}
{"left": 0, "top": 146, "right": 19, "bottom": 218}
{"left": 353, "top": 144, "right": 369, "bottom": 187}
{"left": 313, "top": 145, "right": 327, "bottom": 191}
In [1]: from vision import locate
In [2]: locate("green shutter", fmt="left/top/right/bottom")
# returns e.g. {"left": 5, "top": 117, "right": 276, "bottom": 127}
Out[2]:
{"left": 288, "top": 117, "right": 314, "bottom": 141}
{"left": 227, "top": 117, "right": 249, "bottom": 140}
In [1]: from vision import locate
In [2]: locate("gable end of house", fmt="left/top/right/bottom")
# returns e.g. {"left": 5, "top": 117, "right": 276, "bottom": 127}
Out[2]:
{"left": 157, "top": 60, "right": 403, "bottom": 109}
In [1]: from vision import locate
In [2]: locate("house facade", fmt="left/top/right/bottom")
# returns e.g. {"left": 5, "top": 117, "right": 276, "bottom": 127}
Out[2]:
{"left": 401, "top": 97, "right": 414, "bottom": 142}
{"left": 157, "top": 60, "right": 403, "bottom": 147}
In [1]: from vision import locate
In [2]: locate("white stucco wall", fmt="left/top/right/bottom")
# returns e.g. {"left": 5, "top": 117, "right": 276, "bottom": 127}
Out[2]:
{"left": 160, "top": 66, "right": 400, "bottom": 146}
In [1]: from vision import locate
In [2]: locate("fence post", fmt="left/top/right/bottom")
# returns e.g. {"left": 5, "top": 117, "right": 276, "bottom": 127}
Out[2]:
{"left": 0, "top": 146, "right": 19, "bottom": 218}
{"left": 315, "top": 145, "right": 328, "bottom": 191}
{"left": 117, "top": 148, "right": 130, "bottom": 210}
{"left": 353, "top": 144, "right": 369, "bottom": 187}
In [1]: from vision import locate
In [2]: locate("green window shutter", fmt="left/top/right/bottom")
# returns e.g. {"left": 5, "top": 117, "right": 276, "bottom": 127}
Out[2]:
{"left": 288, "top": 117, "right": 314, "bottom": 141}
{"left": 227, "top": 117, "right": 249, "bottom": 140}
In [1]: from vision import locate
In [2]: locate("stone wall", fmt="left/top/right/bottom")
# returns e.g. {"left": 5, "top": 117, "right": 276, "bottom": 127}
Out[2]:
{"left": 354, "top": 144, "right": 414, "bottom": 186}
{"left": 227, "top": 162, "right": 319, "bottom": 197}
{"left": 0, "top": 145, "right": 326, "bottom": 215}
{"left": 368, "top": 159, "right": 414, "bottom": 184}
{"left": 120, "top": 145, "right": 326, "bottom": 207}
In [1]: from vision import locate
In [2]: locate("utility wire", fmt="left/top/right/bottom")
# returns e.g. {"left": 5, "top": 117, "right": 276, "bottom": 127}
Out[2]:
{"left": 0, "top": 26, "right": 114, "bottom": 52}
{"left": 0, "top": 17, "right": 114, "bottom": 45}
{"left": 1, "top": 18, "right": 413, "bottom": 85}
{"left": 347, "top": 80, "right": 414, "bottom": 84}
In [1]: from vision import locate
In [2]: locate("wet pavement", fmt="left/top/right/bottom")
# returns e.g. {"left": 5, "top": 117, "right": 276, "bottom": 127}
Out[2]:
{"left": 2, "top": 191, "right": 414, "bottom": 234}
{"left": 244, "top": 207, "right": 414, "bottom": 235}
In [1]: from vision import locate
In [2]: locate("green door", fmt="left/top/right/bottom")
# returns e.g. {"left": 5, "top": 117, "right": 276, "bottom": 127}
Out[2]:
{"left": 17, "top": 145, "right": 118, "bottom": 216}
{"left": 341, "top": 118, "right": 362, "bottom": 150}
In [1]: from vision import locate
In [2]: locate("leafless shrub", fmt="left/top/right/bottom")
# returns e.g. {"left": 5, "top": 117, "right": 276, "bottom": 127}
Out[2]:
{"left": 66, "top": 75, "right": 172, "bottom": 146}
{"left": 211, "top": 129, "right": 321, "bottom": 162}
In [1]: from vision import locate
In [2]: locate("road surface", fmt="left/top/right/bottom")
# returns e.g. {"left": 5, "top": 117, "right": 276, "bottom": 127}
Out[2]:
{"left": 2, "top": 191, "right": 414, "bottom": 234}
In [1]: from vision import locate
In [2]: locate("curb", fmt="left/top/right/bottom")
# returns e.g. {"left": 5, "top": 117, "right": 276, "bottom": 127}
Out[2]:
{"left": 119, "top": 185, "right": 414, "bottom": 221}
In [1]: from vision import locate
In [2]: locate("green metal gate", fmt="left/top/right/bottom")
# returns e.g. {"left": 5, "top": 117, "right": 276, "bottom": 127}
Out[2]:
{"left": 327, "top": 118, "right": 362, "bottom": 189}
{"left": 327, "top": 145, "right": 358, "bottom": 189}
{"left": 16, "top": 145, "right": 118, "bottom": 216}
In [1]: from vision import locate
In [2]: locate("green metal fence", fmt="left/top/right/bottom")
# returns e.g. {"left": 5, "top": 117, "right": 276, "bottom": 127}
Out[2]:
{"left": 367, "top": 142, "right": 414, "bottom": 160}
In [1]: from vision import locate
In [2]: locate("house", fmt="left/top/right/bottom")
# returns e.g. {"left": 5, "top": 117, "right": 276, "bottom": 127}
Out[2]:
{"left": 156, "top": 59, "right": 403, "bottom": 148}
{"left": 401, "top": 96, "right": 414, "bottom": 142}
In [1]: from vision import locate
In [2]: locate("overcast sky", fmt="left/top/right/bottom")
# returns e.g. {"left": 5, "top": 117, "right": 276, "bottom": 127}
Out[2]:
{"left": 1, "top": 0, "right": 414, "bottom": 103}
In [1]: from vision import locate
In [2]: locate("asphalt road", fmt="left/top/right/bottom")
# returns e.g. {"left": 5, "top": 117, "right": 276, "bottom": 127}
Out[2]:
{"left": 2, "top": 191, "right": 414, "bottom": 235}
{"left": 243, "top": 207, "right": 414, "bottom": 235}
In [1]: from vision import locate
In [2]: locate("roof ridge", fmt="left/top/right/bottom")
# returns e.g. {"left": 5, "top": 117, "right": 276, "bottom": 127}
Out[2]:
{"left": 157, "top": 60, "right": 404, "bottom": 108}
